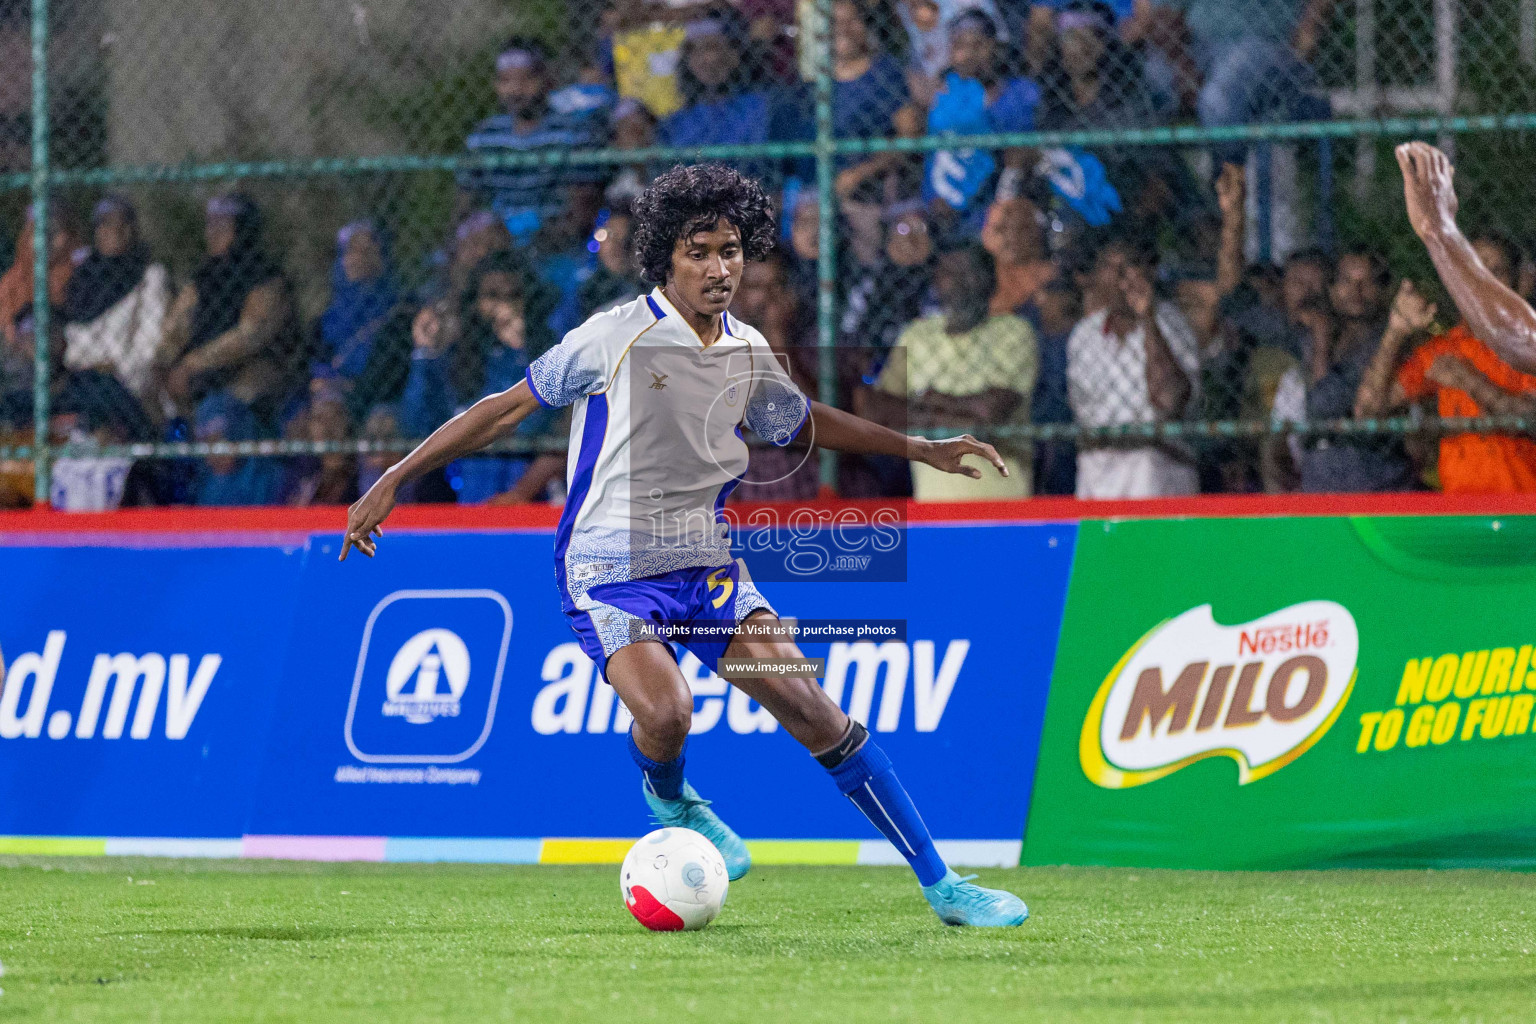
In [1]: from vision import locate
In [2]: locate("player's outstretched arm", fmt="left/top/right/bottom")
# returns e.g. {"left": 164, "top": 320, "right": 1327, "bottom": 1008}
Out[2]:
{"left": 806, "top": 400, "right": 1008, "bottom": 480}
{"left": 340, "top": 380, "right": 544, "bottom": 560}
{"left": 1397, "top": 142, "right": 1536, "bottom": 372}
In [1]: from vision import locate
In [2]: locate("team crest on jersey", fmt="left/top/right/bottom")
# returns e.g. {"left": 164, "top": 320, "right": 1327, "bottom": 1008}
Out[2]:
{"left": 725, "top": 376, "right": 741, "bottom": 406}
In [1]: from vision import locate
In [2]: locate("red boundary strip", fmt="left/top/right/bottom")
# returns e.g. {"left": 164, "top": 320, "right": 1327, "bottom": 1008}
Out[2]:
{"left": 0, "top": 492, "right": 1532, "bottom": 535}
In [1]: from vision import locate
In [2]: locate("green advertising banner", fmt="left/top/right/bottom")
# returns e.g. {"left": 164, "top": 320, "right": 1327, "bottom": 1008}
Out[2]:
{"left": 1023, "top": 514, "right": 1536, "bottom": 870}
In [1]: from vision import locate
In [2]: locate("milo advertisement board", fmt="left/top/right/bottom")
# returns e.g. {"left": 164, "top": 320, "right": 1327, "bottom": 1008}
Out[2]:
{"left": 1024, "top": 515, "right": 1536, "bottom": 870}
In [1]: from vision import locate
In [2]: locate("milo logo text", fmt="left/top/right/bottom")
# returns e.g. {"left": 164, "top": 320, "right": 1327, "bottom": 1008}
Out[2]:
{"left": 1081, "top": 602, "right": 1358, "bottom": 789}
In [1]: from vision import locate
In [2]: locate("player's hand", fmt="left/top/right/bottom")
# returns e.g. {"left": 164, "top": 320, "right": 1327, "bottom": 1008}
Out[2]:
{"left": 1387, "top": 280, "right": 1437, "bottom": 337}
{"left": 915, "top": 434, "right": 1008, "bottom": 480}
{"left": 1396, "top": 141, "right": 1459, "bottom": 242}
{"left": 340, "top": 475, "right": 397, "bottom": 561}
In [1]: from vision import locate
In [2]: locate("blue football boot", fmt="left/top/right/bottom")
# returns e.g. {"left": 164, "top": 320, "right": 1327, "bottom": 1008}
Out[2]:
{"left": 921, "top": 870, "right": 1029, "bottom": 927}
{"left": 643, "top": 780, "right": 752, "bottom": 881}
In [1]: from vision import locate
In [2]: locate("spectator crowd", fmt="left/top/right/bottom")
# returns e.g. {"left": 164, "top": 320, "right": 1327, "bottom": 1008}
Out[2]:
{"left": 5, "top": 0, "right": 1536, "bottom": 508}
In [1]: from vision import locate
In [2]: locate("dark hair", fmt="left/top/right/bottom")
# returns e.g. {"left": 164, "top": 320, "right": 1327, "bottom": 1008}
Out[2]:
{"left": 630, "top": 164, "right": 776, "bottom": 284}
{"left": 1285, "top": 246, "right": 1331, "bottom": 273}
{"left": 467, "top": 250, "right": 528, "bottom": 305}
{"left": 1336, "top": 243, "right": 1389, "bottom": 287}
{"left": 1094, "top": 231, "right": 1156, "bottom": 271}
{"left": 451, "top": 249, "right": 555, "bottom": 401}
{"left": 948, "top": 8, "right": 1000, "bottom": 39}
{"left": 1469, "top": 228, "right": 1523, "bottom": 273}
{"left": 837, "top": 0, "right": 881, "bottom": 36}
{"left": 54, "top": 370, "right": 155, "bottom": 442}
{"left": 939, "top": 238, "right": 996, "bottom": 280}
{"left": 209, "top": 192, "right": 263, "bottom": 253}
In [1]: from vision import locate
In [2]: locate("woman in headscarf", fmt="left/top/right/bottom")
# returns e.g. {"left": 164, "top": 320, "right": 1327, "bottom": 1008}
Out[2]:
{"left": 61, "top": 195, "right": 170, "bottom": 405}
{"left": 160, "top": 193, "right": 300, "bottom": 417}
{"left": 277, "top": 375, "right": 359, "bottom": 506}
{"left": 0, "top": 206, "right": 82, "bottom": 348}
{"left": 318, "top": 220, "right": 399, "bottom": 382}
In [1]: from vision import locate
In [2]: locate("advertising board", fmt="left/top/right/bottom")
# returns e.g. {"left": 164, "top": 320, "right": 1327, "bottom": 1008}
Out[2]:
{"left": 1024, "top": 515, "right": 1536, "bottom": 870}
{"left": 0, "top": 520, "right": 1075, "bottom": 865}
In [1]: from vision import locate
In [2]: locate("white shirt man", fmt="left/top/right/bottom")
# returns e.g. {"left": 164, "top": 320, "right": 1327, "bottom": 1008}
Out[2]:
{"left": 1067, "top": 301, "right": 1202, "bottom": 499}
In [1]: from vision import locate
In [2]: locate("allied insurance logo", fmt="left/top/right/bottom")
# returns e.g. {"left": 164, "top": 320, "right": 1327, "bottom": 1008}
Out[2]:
{"left": 344, "top": 590, "right": 511, "bottom": 763}
{"left": 381, "top": 629, "right": 471, "bottom": 724}
{"left": 1080, "top": 601, "right": 1358, "bottom": 789}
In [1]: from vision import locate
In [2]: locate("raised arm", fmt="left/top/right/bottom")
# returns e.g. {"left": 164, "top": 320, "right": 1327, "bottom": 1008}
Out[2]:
{"left": 1354, "top": 280, "right": 1436, "bottom": 417}
{"left": 341, "top": 379, "right": 544, "bottom": 559}
{"left": 1215, "top": 162, "right": 1246, "bottom": 298}
{"left": 1398, "top": 142, "right": 1536, "bottom": 372}
{"left": 806, "top": 400, "right": 1008, "bottom": 481}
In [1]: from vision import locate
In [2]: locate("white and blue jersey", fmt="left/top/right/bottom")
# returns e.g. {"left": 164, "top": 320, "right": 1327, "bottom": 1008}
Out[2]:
{"left": 525, "top": 288, "right": 811, "bottom": 671}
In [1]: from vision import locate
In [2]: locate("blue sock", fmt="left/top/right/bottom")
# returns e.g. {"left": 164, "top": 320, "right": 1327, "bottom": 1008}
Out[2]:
{"left": 629, "top": 729, "right": 685, "bottom": 801}
{"left": 819, "top": 725, "right": 948, "bottom": 886}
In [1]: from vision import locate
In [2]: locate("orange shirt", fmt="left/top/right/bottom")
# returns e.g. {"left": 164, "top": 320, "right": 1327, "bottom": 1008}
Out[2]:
{"left": 1398, "top": 325, "right": 1536, "bottom": 493}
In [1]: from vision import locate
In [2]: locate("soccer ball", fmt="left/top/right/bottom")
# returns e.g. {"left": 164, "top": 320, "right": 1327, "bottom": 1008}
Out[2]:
{"left": 620, "top": 827, "right": 729, "bottom": 931}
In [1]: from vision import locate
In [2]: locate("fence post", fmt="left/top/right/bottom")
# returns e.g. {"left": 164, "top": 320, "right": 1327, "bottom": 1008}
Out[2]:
{"left": 812, "top": 0, "right": 837, "bottom": 492}
{"left": 29, "top": 0, "right": 51, "bottom": 507}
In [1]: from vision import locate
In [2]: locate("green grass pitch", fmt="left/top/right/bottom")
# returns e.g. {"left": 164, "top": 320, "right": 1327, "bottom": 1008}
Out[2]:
{"left": 2, "top": 857, "right": 1533, "bottom": 1023}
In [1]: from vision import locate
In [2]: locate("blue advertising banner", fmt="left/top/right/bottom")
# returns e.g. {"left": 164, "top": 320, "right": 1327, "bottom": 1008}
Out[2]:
{"left": 0, "top": 544, "right": 304, "bottom": 838}
{"left": 0, "top": 521, "right": 1075, "bottom": 862}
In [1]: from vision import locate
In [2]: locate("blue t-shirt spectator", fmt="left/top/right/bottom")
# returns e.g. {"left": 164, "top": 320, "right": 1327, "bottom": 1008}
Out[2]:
{"left": 191, "top": 392, "right": 282, "bottom": 506}
{"left": 833, "top": 54, "right": 909, "bottom": 169}
{"left": 923, "top": 72, "right": 1040, "bottom": 212}
{"left": 660, "top": 90, "right": 772, "bottom": 149}
{"left": 660, "top": 15, "right": 794, "bottom": 186}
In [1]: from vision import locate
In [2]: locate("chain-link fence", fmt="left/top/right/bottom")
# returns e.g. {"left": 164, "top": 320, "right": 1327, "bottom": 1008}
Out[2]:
{"left": 3, "top": 0, "right": 1536, "bottom": 507}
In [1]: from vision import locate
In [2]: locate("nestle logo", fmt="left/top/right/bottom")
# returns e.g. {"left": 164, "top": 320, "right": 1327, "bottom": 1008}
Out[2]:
{"left": 1237, "top": 621, "right": 1329, "bottom": 658}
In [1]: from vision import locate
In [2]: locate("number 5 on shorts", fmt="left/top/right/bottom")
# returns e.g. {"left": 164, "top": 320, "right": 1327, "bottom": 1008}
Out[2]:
{"left": 706, "top": 567, "right": 734, "bottom": 609}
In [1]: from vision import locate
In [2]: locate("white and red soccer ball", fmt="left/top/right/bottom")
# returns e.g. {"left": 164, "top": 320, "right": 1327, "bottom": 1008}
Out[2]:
{"left": 621, "top": 827, "right": 729, "bottom": 931}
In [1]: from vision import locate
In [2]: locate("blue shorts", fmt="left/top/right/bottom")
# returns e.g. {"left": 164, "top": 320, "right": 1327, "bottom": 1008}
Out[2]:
{"left": 564, "top": 559, "right": 775, "bottom": 678}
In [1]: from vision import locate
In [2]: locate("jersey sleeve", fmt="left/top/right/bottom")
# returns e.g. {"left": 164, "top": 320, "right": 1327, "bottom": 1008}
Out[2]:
{"left": 525, "top": 317, "right": 618, "bottom": 408}
{"left": 743, "top": 341, "right": 811, "bottom": 447}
